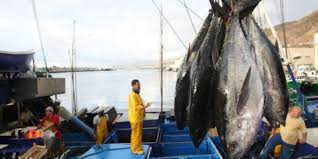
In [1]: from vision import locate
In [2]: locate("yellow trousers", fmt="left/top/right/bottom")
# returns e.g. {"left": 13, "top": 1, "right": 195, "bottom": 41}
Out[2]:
{"left": 96, "top": 130, "right": 107, "bottom": 144}
{"left": 96, "top": 116, "right": 108, "bottom": 144}
{"left": 130, "top": 122, "right": 143, "bottom": 152}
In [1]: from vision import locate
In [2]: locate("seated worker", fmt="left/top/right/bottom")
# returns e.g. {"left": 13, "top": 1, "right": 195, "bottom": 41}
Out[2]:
{"left": 259, "top": 105, "right": 307, "bottom": 159}
{"left": 262, "top": 122, "right": 282, "bottom": 158}
{"left": 93, "top": 110, "right": 108, "bottom": 145}
{"left": 20, "top": 106, "right": 35, "bottom": 126}
{"left": 37, "top": 106, "right": 62, "bottom": 157}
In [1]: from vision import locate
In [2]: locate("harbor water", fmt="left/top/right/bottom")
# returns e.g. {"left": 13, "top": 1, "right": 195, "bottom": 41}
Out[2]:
{"left": 52, "top": 69, "right": 177, "bottom": 111}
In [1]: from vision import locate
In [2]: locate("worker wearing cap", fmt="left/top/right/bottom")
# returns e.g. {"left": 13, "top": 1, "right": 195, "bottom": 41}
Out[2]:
{"left": 260, "top": 106, "right": 307, "bottom": 159}
{"left": 38, "top": 106, "right": 62, "bottom": 139}
{"left": 37, "top": 106, "right": 62, "bottom": 157}
{"left": 128, "top": 79, "right": 151, "bottom": 155}
{"left": 93, "top": 110, "right": 108, "bottom": 145}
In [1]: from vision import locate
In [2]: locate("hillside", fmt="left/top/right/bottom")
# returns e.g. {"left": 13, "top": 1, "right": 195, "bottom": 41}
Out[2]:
{"left": 264, "top": 10, "right": 318, "bottom": 47}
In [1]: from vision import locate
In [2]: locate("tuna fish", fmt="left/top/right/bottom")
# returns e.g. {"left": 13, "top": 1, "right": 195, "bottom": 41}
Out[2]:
{"left": 174, "top": 12, "right": 212, "bottom": 129}
{"left": 244, "top": 16, "right": 289, "bottom": 127}
{"left": 176, "top": 0, "right": 289, "bottom": 157}
{"left": 188, "top": 12, "right": 223, "bottom": 147}
{"left": 213, "top": 15, "right": 264, "bottom": 158}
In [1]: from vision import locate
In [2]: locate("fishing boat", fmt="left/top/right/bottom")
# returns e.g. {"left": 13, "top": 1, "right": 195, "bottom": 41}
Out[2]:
{"left": 287, "top": 66, "right": 318, "bottom": 97}
{"left": 0, "top": 50, "right": 34, "bottom": 73}
{"left": 0, "top": 50, "right": 35, "bottom": 104}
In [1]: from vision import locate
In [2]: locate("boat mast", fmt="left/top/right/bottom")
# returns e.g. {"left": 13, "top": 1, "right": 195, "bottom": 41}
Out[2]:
{"left": 159, "top": 0, "right": 164, "bottom": 112}
{"left": 31, "top": 0, "right": 49, "bottom": 75}
{"left": 71, "top": 20, "right": 78, "bottom": 114}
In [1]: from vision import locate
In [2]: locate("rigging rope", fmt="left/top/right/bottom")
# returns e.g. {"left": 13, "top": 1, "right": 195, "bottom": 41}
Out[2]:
{"left": 279, "top": 0, "right": 290, "bottom": 61}
{"left": 31, "top": 0, "right": 49, "bottom": 73}
{"left": 152, "top": 0, "right": 187, "bottom": 50}
{"left": 183, "top": 0, "right": 197, "bottom": 35}
{"left": 175, "top": 0, "right": 204, "bottom": 21}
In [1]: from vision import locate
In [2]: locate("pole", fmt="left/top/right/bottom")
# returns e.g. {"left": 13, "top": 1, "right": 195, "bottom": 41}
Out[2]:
{"left": 160, "top": 0, "right": 164, "bottom": 112}
{"left": 31, "top": 0, "right": 49, "bottom": 75}
{"left": 71, "top": 20, "right": 78, "bottom": 114}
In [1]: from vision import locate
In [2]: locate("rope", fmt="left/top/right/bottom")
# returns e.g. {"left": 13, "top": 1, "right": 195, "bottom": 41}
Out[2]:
{"left": 152, "top": 0, "right": 187, "bottom": 50}
{"left": 175, "top": 0, "right": 204, "bottom": 21}
{"left": 31, "top": 0, "right": 49, "bottom": 73}
{"left": 183, "top": 0, "right": 197, "bottom": 35}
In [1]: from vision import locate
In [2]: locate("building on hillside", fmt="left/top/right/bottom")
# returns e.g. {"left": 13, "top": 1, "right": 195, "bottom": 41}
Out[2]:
{"left": 314, "top": 33, "right": 318, "bottom": 70}
{"left": 284, "top": 47, "right": 315, "bottom": 70}
{"left": 281, "top": 33, "right": 318, "bottom": 71}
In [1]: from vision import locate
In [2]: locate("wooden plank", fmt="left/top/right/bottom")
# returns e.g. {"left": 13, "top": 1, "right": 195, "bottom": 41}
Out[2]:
{"left": 19, "top": 144, "right": 48, "bottom": 159}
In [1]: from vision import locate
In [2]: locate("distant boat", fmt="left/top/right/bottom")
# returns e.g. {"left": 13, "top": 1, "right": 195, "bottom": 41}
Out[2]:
{"left": 0, "top": 50, "right": 34, "bottom": 72}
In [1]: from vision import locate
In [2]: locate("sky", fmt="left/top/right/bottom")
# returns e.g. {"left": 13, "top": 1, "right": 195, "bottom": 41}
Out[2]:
{"left": 0, "top": 0, "right": 317, "bottom": 67}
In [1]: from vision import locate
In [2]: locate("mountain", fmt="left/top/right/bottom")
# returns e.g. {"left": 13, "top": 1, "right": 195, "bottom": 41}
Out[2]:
{"left": 264, "top": 10, "right": 318, "bottom": 48}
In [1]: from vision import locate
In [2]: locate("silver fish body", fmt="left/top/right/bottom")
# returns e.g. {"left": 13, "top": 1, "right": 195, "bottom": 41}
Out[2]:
{"left": 174, "top": 12, "right": 212, "bottom": 129}
{"left": 246, "top": 17, "right": 289, "bottom": 127}
{"left": 213, "top": 15, "right": 264, "bottom": 158}
{"left": 188, "top": 13, "right": 223, "bottom": 147}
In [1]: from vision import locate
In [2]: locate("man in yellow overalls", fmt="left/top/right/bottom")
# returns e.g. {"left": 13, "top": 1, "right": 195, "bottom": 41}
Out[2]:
{"left": 93, "top": 110, "right": 108, "bottom": 145}
{"left": 128, "top": 79, "right": 151, "bottom": 155}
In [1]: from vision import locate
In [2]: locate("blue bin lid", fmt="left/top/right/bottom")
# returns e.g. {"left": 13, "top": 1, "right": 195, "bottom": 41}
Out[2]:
{"left": 78, "top": 144, "right": 150, "bottom": 159}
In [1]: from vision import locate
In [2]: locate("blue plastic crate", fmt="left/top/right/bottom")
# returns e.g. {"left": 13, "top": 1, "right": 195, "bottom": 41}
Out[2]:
{"left": 115, "top": 120, "right": 160, "bottom": 129}
{"left": 160, "top": 134, "right": 192, "bottom": 142}
{"left": 111, "top": 127, "right": 160, "bottom": 144}
{"left": 160, "top": 123, "right": 189, "bottom": 135}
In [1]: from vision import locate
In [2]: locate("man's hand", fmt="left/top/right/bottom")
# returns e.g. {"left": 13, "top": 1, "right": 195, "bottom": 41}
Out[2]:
{"left": 299, "top": 132, "right": 307, "bottom": 144}
{"left": 269, "top": 129, "right": 276, "bottom": 138}
{"left": 144, "top": 102, "right": 152, "bottom": 108}
{"left": 42, "top": 122, "right": 54, "bottom": 131}
{"left": 299, "top": 138, "right": 306, "bottom": 144}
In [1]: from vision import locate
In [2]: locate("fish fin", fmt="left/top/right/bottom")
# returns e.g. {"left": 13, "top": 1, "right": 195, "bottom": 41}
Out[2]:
{"left": 237, "top": 66, "right": 251, "bottom": 115}
{"left": 186, "top": 43, "right": 192, "bottom": 61}
{"left": 212, "top": 53, "right": 219, "bottom": 70}
{"left": 274, "top": 39, "right": 279, "bottom": 52}
{"left": 209, "top": 0, "right": 229, "bottom": 20}
{"left": 197, "top": 51, "right": 201, "bottom": 65}
{"left": 211, "top": 27, "right": 220, "bottom": 69}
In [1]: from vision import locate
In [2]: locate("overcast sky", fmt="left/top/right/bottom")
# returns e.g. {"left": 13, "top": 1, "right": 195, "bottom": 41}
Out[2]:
{"left": 0, "top": 0, "right": 317, "bottom": 67}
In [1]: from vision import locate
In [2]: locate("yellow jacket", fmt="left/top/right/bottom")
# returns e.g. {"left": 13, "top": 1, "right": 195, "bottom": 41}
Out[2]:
{"left": 128, "top": 91, "right": 145, "bottom": 122}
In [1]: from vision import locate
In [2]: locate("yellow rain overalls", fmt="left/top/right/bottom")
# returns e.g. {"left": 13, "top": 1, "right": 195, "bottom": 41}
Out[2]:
{"left": 128, "top": 91, "right": 145, "bottom": 154}
{"left": 273, "top": 127, "right": 282, "bottom": 157}
{"left": 96, "top": 116, "right": 108, "bottom": 144}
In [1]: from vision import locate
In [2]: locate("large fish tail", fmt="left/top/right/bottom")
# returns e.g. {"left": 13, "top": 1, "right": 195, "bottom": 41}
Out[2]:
{"left": 209, "top": 0, "right": 261, "bottom": 20}
{"left": 222, "top": 0, "right": 261, "bottom": 14}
